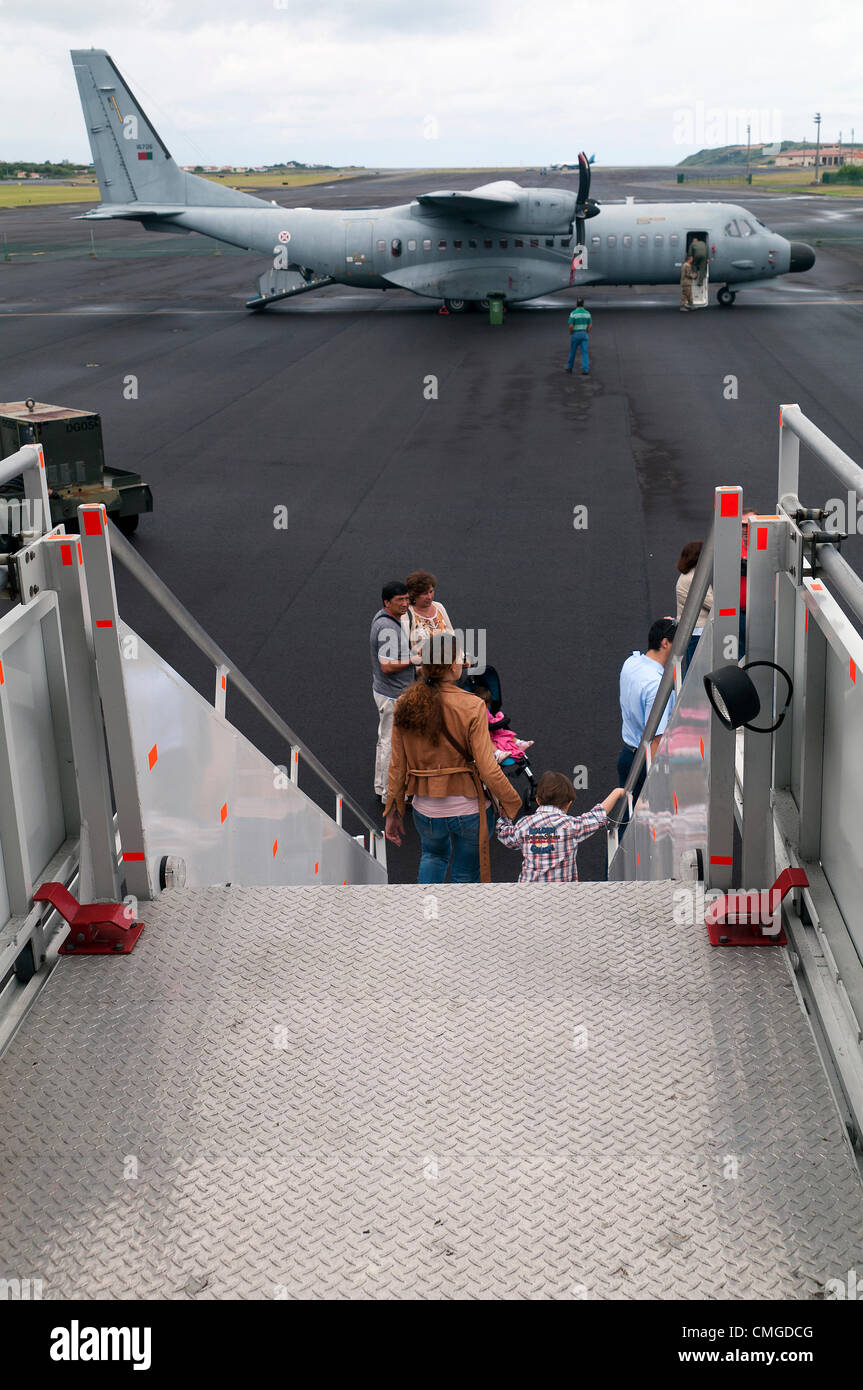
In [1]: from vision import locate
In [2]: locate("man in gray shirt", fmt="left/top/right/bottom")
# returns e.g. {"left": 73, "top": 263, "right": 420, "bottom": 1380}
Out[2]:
{"left": 370, "top": 581, "right": 413, "bottom": 804}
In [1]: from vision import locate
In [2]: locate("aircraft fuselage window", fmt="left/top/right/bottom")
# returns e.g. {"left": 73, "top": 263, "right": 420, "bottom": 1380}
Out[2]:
{"left": 638, "top": 233, "right": 648, "bottom": 246}
{"left": 623, "top": 234, "right": 632, "bottom": 248}
{"left": 559, "top": 237, "right": 569, "bottom": 247}
{"left": 530, "top": 239, "right": 539, "bottom": 249}
{"left": 725, "top": 219, "right": 741, "bottom": 237}
{"left": 590, "top": 235, "right": 600, "bottom": 248}
{"left": 499, "top": 240, "right": 508, "bottom": 248}
{"left": 607, "top": 235, "right": 617, "bottom": 248}
{"left": 669, "top": 233, "right": 679, "bottom": 247}
{"left": 453, "top": 239, "right": 462, "bottom": 249}
{"left": 654, "top": 234, "right": 664, "bottom": 246}
{"left": 484, "top": 239, "right": 493, "bottom": 249}
{"left": 408, "top": 238, "right": 417, "bottom": 251}
{"left": 438, "top": 239, "right": 446, "bottom": 250}
{"left": 469, "top": 238, "right": 478, "bottom": 248}
{"left": 423, "top": 238, "right": 431, "bottom": 251}
{"left": 391, "top": 238, "right": 402, "bottom": 256}
{"left": 545, "top": 238, "right": 554, "bottom": 247}
{"left": 376, "top": 240, "right": 386, "bottom": 252}
{"left": 514, "top": 239, "right": 523, "bottom": 248}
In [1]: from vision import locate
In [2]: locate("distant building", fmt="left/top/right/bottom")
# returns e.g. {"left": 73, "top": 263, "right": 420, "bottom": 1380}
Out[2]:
{"left": 776, "top": 145, "right": 863, "bottom": 168}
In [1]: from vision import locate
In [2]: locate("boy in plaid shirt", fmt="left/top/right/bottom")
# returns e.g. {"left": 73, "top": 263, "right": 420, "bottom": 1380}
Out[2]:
{"left": 496, "top": 772, "right": 624, "bottom": 883}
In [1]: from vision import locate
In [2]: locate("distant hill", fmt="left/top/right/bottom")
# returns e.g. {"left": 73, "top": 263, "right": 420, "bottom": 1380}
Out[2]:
{"left": 677, "top": 141, "right": 804, "bottom": 168}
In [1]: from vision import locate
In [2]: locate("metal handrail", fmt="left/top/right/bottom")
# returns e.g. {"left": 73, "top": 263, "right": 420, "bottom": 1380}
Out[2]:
{"left": 608, "top": 525, "right": 715, "bottom": 845}
{"left": 780, "top": 404, "right": 863, "bottom": 500}
{"left": 107, "top": 523, "right": 382, "bottom": 842}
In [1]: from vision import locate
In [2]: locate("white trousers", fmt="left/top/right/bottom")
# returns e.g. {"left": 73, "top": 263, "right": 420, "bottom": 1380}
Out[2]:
{"left": 373, "top": 691, "right": 397, "bottom": 796}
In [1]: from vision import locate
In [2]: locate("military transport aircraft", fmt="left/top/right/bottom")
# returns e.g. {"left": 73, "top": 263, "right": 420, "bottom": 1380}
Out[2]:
{"left": 71, "top": 49, "right": 816, "bottom": 312}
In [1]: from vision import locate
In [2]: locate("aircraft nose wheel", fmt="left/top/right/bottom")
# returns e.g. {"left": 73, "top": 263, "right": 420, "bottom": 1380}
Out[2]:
{"left": 443, "top": 298, "right": 468, "bottom": 314}
{"left": 717, "top": 286, "right": 736, "bottom": 307}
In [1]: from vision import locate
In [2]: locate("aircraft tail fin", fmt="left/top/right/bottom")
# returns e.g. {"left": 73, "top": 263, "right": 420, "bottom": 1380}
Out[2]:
{"left": 71, "top": 49, "right": 265, "bottom": 210}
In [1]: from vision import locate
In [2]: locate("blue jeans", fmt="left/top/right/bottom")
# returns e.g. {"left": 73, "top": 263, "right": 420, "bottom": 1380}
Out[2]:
{"left": 568, "top": 331, "right": 589, "bottom": 372}
{"left": 413, "top": 806, "right": 496, "bottom": 883}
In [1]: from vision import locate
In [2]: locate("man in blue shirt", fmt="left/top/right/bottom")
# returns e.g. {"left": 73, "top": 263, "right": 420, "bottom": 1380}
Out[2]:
{"left": 617, "top": 617, "right": 677, "bottom": 800}
{"left": 566, "top": 298, "right": 592, "bottom": 374}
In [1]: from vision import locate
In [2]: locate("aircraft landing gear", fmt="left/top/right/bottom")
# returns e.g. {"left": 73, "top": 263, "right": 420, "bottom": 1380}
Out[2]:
{"left": 444, "top": 298, "right": 468, "bottom": 313}
{"left": 717, "top": 286, "right": 736, "bottom": 308}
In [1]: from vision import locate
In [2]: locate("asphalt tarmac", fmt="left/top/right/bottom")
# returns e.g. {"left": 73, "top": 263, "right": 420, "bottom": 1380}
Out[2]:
{"left": 2, "top": 168, "right": 862, "bottom": 883}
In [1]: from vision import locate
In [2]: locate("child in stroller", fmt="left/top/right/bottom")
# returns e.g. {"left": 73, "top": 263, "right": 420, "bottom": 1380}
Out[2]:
{"left": 464, "top": 664, "right": 538, "bottom": 812}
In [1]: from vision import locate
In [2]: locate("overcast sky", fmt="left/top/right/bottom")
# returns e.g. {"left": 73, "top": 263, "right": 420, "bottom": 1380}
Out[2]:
{"left": 1, "top": 0, "right": 860, "bottom": 167}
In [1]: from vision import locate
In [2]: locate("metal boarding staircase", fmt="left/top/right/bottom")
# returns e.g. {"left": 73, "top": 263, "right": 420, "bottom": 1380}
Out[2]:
{"left": 0, "top": 412, "right": 862, "bottom": 1299}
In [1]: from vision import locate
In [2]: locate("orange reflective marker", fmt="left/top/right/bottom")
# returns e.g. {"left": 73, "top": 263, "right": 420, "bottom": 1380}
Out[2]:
{"left": 82, "top": 509, "right": 103, "bottom": 536}
{"left": 60, "top": 543, "right": 73, "bottom": 566}
{"left": 272, "top": 839, "right": 278, "bottom": 857}
{"left": 148, "top": 744, "right": 158, "bottom": 770}
{"left": 852, "top": 660, "right": 857, "bottom": 685}
{"left": 757, "top": 527, "right": 767, "bottom": 550}
{"left": 699, "top": 738, "right": 705, "bottom": 760}
{"left": 720, "top": 492, "right": 740, "bottom": 518}
{"left": 314, "top": 861, "right": 319, "bottom": 874}
{"left": 220, "top": 802, "right": 227, "bottom": 824}
{"left": 0, "top": 659, "right": 4, "bottom": 686}
{"left": 673, "top": 793, "right": 678, "bottom": 814}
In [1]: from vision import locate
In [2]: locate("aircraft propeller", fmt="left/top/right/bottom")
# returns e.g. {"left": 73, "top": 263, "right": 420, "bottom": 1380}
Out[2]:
{"left": 575, "top": 151, "right": 600, "bottom": 246}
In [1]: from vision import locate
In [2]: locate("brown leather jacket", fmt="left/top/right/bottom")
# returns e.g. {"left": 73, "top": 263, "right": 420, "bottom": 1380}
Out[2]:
{"left": 385, "top": 681, "right": 523, "bottom": 820}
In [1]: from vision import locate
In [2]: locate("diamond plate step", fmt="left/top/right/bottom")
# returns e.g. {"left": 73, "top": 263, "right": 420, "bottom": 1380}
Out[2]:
{"left": 0, "top": 882, "right": 861, "bottom": 1299}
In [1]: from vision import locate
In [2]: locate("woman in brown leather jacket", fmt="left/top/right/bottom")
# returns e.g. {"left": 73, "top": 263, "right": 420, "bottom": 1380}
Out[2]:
{"left": 384, "top": 632, "right": 522, "bottom": 883}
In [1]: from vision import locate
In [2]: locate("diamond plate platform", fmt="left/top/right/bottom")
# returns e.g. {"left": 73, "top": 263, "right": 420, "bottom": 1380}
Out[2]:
{"left": 1, "top": 882, "right": 861, "bottom": 1299}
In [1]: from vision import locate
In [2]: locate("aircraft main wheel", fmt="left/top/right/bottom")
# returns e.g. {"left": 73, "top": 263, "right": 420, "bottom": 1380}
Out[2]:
{"left": 444, "top": 298, "right": 468, "bottom": 314}
{"left": 717, "top": 287, "right": 736, "bottom": 307}
{"left": 476, "top": 298, "right": 490, "bottom": 311}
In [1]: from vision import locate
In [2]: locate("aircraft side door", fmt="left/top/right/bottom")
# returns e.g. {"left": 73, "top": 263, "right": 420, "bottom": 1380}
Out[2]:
{"left": 345, "top": 220, "right": 374, "bottom": 276}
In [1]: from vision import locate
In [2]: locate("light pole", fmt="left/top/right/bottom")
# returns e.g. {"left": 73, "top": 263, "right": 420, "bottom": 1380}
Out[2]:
{"left": 813, "top": 112, "right": 822, "bottom": 183}
{"left": 746, "top": 122, "right": 751, "bottom": 182}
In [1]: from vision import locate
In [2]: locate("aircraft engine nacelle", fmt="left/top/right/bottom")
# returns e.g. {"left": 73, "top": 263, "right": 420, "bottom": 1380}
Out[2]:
{"left": 478, "top": 187, "right": 578, "bottom": 234}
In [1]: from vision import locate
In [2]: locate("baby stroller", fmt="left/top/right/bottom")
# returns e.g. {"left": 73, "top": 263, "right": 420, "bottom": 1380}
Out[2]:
{"left": 462, "top": 663, "right": 538, "bottom": 813}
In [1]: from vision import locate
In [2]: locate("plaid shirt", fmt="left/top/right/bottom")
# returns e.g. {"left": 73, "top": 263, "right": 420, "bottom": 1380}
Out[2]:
{"left": 495, "top": 803, "right": 607, "bottom": 883}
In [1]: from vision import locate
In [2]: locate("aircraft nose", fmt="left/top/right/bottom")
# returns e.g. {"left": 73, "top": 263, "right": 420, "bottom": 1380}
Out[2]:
{"left": 789, "top": 242, "right": 816, "bottom": 273}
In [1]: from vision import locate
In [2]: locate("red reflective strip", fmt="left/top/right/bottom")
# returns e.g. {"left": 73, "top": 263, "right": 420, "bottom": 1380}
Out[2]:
{"left": 60, "top": 543, "right": 73, "bottom": 566}
{"left": 810, "top": 583, "right": 824, "bottom": 592}
{"left": 652, "top": 826, "right": 656, "bottom": 842}
{"left": 123, "top": 852, "right": 145, "bottom": 862}
{"left": 148, "top": 744, "right": 158, "bottom": 770}
{"left": 273, "top": 839, "right": 278, "bottom": 857}
{"left": 673, "top": 793, "right": 678, "bottom": 814}
{"left": 221, "top": 675, "right": 226, "bottom": 690}
{"left": 805, "top": 610, "right": 809, "bottom": 633}
{"left": 77, "top": 541, "right": 82, "bottom": 565}
{"left": 0, "top": 660, "right": 4, "bottom": 686}
{"left": 852, "top": 660, "right": 857, "bottom": 684}
{"left": 96, "top": 619, "right": 113, "bottom": 628}
{"left": 82, "top": 510, "right": 103, "bottom": 536}
{"left": 636, "top": 853, "right": 640, "bottom": 867}
{"left": 719, "top": 608, "right": 737, "bottom": 617}
{"left": 757, "top": 526, "right": 767, "bottom": 550}
{"left": 720, "top": 493, "right": 739, "bottom": 517}
{"left": 710, "top": 855, "right": 733, "bottom": 865}
{"left": 314, "top": 861, "right": 319, "bottom": 873}
{"left": 220, "top": 802, "right": 227, "bottom": 824}
{"left": 779, "top": 407, "right": 783, "bottom": 426}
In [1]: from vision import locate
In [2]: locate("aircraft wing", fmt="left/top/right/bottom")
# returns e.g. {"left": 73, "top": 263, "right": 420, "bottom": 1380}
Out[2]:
{"left": 416, "top": 189, "right": 520, "bottom": 213}
{"left": 73, "top": 205, "right": 187, "bottom": 220}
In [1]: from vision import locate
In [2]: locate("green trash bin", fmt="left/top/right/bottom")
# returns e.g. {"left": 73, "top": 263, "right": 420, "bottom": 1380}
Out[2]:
{"left": 676, "top": 172, "right": 685, "bottom": 184}
{"left": 488, "top": 293, "right": 505, "bottom": 326}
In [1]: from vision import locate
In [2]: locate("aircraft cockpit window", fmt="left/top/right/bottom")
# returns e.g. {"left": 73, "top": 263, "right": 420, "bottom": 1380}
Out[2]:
{"left": 623, "top": 234, "right": 632, "bottom": 248}
{"left": 739, "top": 219, "right": 755, "bottom": 236}
{"left": 591, "top": 235, "right": 600, "bottom": 248}
{"left": 422, "top": 238, "right": 431, "bottom": 251}
{"left": 391, "top": 238, "right": 402, "bottom": 256}
{"left": 408, "top": 238, "right": 417, "bottom": 251}
{"left": 607, "top": 235, "right": 617, "bottom": 247}
{"left": 725, "top": 219, "right": 741, "bottom": 237}
{"left": 638, "top": 233, "right": 648, "bottom": 246}
{"left": 376, "top": 240, "right": 386, "bottom": 252}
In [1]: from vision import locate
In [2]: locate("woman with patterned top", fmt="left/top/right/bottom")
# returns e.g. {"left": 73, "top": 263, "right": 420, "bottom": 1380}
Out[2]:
{"left": 405, "top": 570, "right": 453, "bottom": 669}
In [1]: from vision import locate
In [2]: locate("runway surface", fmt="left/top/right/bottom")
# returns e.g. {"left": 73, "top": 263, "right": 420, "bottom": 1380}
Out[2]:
{"left": 2, "top": 168, "right": 862, "bottom": 882}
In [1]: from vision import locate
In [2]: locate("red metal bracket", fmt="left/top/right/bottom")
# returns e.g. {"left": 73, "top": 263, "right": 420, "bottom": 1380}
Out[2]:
{"left": 34, "top": 882, "right": 145, "bottom": 956}
{"left": 704, "top": 867, "right": 809, "bottom": 946}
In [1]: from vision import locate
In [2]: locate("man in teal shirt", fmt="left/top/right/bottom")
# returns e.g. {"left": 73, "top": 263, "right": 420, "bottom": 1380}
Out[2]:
{"left": 566, "top": 299, "right": 592, "bottom": 374}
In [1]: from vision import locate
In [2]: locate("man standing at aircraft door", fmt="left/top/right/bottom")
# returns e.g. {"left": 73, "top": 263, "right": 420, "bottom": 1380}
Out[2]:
{"left": 566, "top": 298, "right": 591, "bottom": 374}
{"left": 680, "top": 255, "right": 697, "bottom": 311}
{"left": 690, "top": 236, "right": 709, "bottom": 286}
{"left": 370, "top": 582, "right": 413, "bottom": 806}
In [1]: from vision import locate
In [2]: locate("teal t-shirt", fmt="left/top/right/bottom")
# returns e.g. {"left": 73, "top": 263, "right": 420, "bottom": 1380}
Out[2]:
{"left": 568, "top": 308, "right": 592, "bottom": 331}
